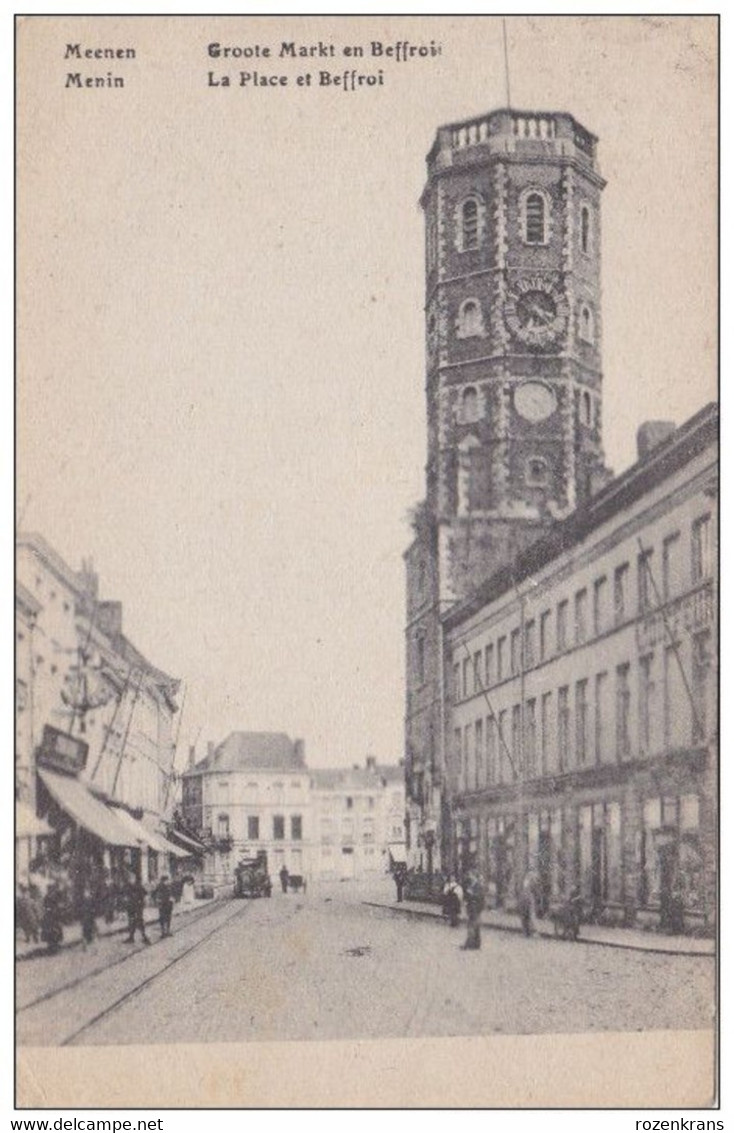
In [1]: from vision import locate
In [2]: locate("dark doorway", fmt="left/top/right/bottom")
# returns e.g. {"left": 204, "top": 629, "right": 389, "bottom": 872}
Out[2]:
{"left": 658, "top": 841, "right": 684, "bottom": 933}
{"left": 591, "top": 826, "right": 606, "bottom": 918}
{"left": 537, "top": 830, "right": 552, "bottom": 916}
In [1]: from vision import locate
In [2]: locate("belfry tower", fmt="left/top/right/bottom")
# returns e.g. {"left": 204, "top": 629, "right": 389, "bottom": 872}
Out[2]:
{"left": 405, "top": 108, "right": 610, "bottom": 870}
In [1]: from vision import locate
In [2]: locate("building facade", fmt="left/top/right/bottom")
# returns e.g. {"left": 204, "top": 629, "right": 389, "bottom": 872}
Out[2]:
{"left": 181, "top": 733, "right": 310, "bottom": 890}
{"left": 181, "top": 740, "right": 406, "bottom": 890}
{"left": 405, "top": 108, "right": 613, "bottom": 872}
{"left": 15, "top": 532, "right": 184, "bottom": 886}
{"left": 444, "top": 406, "right": 717, "bottom": 930}
{"left": 310, "top": 758, "right": 406, "bottom": 881}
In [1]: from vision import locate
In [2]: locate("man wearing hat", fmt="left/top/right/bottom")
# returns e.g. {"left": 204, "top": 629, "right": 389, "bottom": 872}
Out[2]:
{"left": 153, "top": 875, "right": 174, "bottom": 938}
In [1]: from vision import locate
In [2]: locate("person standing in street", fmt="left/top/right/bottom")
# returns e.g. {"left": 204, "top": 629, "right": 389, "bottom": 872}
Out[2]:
{"left": 78, "top": 879, "right": 98, "bottom": 950}
{"left": 442, "top": 876, "right": 463, "bottom": 927}
{"left": 461, "top": 868, "right": 485, "bottom": 950}
{"left": 518, "top": 870, "right": 538, "bottom": 938}
{"left": 40, "top": 881, "right": 64, "bottom": 953}
{"left": 279, "top": 865, "right": 289, "bottom": 894}
{"left": 153, "top": 875, "right": 174, "bottom": 938}
{"left": 125, "top": 874, "right": 150, "bottom": 944}
{"left": 393, "top": 862, "right": 407, "bottom": 903}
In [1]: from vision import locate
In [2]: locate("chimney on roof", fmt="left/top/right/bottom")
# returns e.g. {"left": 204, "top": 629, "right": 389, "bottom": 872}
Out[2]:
{"left": 207, "top": 741, "right": 215, "bottom": 761}
{"left": 79, "top": 558, "right": 99, "bottom": 601}
{"left": 96, "top": 600, "right": 123, "bottom": 637}
{"left": 365, "top": 755, "right": 377, "bottom": 771}
{"left": 637, "top": 420, "right": 676, "bottom": 462}
{"left": 293, "top": 738, "right": 305, "bottom": 765}
{"left": 188, "top": 745, "right": 196, "bottom": 769}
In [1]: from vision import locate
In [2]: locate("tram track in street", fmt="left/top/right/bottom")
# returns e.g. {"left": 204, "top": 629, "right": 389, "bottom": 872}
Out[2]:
{"left": 17, "top": 898, "right": 251, "bottom": 1047}
{"left": 17, "top": 897, "right": 235, "bottom": 1013}
{"left": 59, "top": 899, "right": 250, "bottom": 1047}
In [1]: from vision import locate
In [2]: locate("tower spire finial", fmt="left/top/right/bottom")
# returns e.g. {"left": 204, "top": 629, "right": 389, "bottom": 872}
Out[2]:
{"left": 502, "top": 18, "right": 512, "bottom": 109}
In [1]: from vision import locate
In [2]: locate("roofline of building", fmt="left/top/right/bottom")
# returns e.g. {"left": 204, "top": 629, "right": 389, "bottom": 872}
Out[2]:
{"left": 182, "top": 762, "right": 311, "bottom": 779}
{"left": 15, "top": 579, "right": 42, "bottom": 617}
{"left": 442, "top": 401, "right": 718, "bottom": 632}
{"left": 431, "top": 107, "right": 598, "bottom": 144}
{"left": 16, "top": 532, "right": 83, "bottom": 594}
{"left": 17, "top": 531, "right": 180, "bottom": 694}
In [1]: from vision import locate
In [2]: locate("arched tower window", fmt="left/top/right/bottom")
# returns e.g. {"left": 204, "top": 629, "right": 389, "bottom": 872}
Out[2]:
{"left": 460, "top": 386, "right": 479, "bottom": 423}
{"left": 524, "top": 192, "right": 546, "bottom": 244}
{"left": 456, "top": 298, "right": 484, "bottom": 338}
{"left": 581, "top": 390, "right": 592, "bottom": 426}
{"left": 426, "top": 212, "right": 438, "bottom": 271}
{"left": 455, "top": 195, "right": 485, "bottom": 252}
{"left": 461, "top": 199, "right": 478, "bottom": 249}
{"left": 579, "top": 304, "right": 595, "bottom": 343}
{"left": 580, "top": 205, "right": 591, "bottom": 254}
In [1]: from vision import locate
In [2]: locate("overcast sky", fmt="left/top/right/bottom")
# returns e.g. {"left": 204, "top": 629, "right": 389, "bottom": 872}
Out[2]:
{"left": 16, "top": 14, "right": 717, "bottom": 770}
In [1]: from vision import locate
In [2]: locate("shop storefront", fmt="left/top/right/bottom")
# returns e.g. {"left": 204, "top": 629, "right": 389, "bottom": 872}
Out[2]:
{"left": 34, "top": 725, "right": 144, "bottom": 905}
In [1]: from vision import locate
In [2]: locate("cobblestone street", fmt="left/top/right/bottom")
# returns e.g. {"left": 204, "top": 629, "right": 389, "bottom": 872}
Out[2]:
{"left": 16, "top": 881, "right": 715, "bottom": 1047}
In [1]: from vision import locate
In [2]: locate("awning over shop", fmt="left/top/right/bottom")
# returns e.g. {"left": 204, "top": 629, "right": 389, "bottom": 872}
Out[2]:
{"left": 15, "top": 802, "right": 53, "bottom": 839}
{"left": 142, "top": 820, "right": 189, "bottom": 859}
{"left": 157, "top": 834, "right": 189, "bottom": 858}
{"left": 166, "top": 829, "right": 205, "bottom": 856}
{"left": 388, "top": 844, "right": 407, "bottom": 864}
{"left": 38, "top": 769, "right": 138, "bottom": 847}
{"left": 111, "top": 809, "right": 187, "bottom": 858}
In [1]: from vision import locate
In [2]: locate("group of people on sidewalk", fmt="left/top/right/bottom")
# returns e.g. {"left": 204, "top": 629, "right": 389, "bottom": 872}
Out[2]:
{"left": 441, "top": 869, "right": 486, "bottom": 949}
{"left": 440, "top": 867, "right": 564, "bottom": 950}
{"left": 123, "top": 875, "right": 175, "bottom": 945}
{"left": 17, "top": 868, "right": 193, "bottom": 955}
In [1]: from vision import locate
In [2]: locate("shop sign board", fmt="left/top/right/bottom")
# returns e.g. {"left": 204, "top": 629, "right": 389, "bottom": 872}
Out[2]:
{"left": 36, "top": 725, "right": 89, "bottom": 776}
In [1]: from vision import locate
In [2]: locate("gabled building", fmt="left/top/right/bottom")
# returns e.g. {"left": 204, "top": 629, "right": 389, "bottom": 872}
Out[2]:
{"left": 181, "top": 732, "right": 310, "bottom": 890}
{"left": 15, "top": 532, "right": 184, "bottom": 887}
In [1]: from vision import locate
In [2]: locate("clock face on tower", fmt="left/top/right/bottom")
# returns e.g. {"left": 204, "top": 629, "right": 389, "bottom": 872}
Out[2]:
{"left": 505, "top": 278, "right": 569, "bottom": 348}
{"left": 517, "top": 290, "right": 557, "bottom": 328}
{"left": 514, "top": 381, "right": 557, "bottom": 423}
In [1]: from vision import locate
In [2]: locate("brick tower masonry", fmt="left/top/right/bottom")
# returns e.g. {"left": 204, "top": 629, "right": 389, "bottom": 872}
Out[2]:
{"left": 405, "top": 109, "right": 613, "bottom": 870}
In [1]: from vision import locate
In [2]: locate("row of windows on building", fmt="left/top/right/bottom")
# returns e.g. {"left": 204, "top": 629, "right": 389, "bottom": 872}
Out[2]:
{"left": 210, "top": 781, "right": 397, "bottom": 812}
{"left": 426, "top": 194, "right": 593, "bottom": 264}
{"left": 452, "top": 512, "right": 712, "bottom": 704}
{"left": 319, "top": 815, "right": 380, "bottom": 844}
{"left": 452, "top": 629, "right": 712, "bottom": 794}
{"left": 319, "top": 793, "right": 399, "bottom": 811}
{"left": 216, "top": 813, "right": 303, "bottom": 841}
{"left": 214, "top": 813, "right": 404, "bottom": 845}
{"left": 212, "top": 779, "right": 305, "bottom": 802}
{"left": 30, "top": 573, "right": 73, "bottom": 612}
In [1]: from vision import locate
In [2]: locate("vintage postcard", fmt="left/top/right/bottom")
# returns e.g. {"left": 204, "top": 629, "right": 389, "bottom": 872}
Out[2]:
{"left": 15, "top": 14, "right": 718, "bottom": 1110}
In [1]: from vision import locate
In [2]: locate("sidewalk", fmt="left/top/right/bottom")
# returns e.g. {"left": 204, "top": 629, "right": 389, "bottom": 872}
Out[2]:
{"left": 365, "top": 897, "right": 715, "bottom": 957}
{"left": 15, "top": 895, "right": 217, "bottom": 962}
